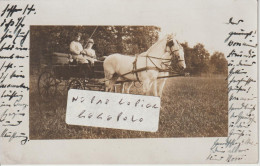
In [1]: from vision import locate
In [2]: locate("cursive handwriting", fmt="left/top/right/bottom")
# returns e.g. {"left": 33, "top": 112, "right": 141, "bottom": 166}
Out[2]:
{"left": 207, "top": 17, "right": 257, "bottom": 163}
{"left": 0, "top": 4, "right": 36, "bottom": 145}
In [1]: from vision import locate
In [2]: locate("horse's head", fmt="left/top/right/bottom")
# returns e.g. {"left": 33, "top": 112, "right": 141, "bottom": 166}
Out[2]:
{"left": 165, "top": 34, "right": 186, "bottom": 71}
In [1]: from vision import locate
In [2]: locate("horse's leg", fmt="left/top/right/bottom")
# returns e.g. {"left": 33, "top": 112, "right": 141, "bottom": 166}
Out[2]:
{"left": 121, "top": 82, "right": 125, "bottom": 93}
{"left": 109, "top": 76, "right": 118, "bottom": 92}
{"left": 158, "top": 79, "right": 167, "bottom": 97}
{"left": 152, "top": 80, "right": 158, "bottom": 96}
{"left": 104, "top": 75, "right": 112, "bottom": 92}
{"left": 104, "top": 70, "right": 116, "bottom": 92}
{"left": 114, "top": 85, "right": 117, "bottom": 93}
{"left": 125, "top": 82, "right": 133, "bottom": 94}
{"left": 142, "top": 79, "right": 152, "bottom": 96}
{"left": 120, "top": 82, "right": 133, "bottom": 94}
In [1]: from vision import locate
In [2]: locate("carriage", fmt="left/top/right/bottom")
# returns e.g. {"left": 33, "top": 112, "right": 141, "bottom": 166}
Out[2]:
{"left": 37, "top": 52, "right": 106, "bottom": 101}
{"left": 37, "top": 34, "right": 188, "bottom": 101}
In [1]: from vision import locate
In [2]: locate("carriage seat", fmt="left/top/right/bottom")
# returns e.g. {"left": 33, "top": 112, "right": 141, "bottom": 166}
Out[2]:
{"left": 52, "top": 52, "right": 71, "bottom": 65}
{"left": 52, "top": 52, "right": 88, "bottom": 65}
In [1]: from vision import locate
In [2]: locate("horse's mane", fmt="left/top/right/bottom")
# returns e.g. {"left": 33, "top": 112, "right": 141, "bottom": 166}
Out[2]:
{"left": 146, "top": 35, "right": 167, "bottom": 54}
{"left": 119, "top": 52, "right": 146, "bottom": 57}
{"left": 118, "top": 35, "right": 179, "bottom": 57}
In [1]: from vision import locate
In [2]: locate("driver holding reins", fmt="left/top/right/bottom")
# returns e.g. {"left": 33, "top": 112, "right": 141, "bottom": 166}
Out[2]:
{"left": 82, "top": 38, "right": 97, "bottom": 65}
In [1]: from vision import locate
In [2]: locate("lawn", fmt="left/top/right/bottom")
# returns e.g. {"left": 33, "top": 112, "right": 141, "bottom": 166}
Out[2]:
{"left": 29, "top": 75, "right": 228, "bottom": 139}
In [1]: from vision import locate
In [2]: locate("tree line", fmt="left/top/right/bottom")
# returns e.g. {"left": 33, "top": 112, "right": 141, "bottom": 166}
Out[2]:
{"left": 30, "top": 26, "right": 227, "bottom": 75}
{"left": 181, "top": 43, "right": 227, "bottom": 75}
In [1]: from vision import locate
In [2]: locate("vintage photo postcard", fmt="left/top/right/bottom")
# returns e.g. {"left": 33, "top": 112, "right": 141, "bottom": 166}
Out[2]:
{"left": 0, "top": 0, "right": 258, "bottom": 164}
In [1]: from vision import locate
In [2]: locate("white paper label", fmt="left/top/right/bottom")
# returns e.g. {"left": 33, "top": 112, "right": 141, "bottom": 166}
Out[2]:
{"left": 66, "top": 89, "right": 161, "bottom": 132}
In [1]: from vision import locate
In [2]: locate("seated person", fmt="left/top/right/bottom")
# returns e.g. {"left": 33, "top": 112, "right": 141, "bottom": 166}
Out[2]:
{"left": 82, "top": 38, "right": 97, "bottom": 65}
{"left": 69, "top": 33, "right": 88, "bottom": 64}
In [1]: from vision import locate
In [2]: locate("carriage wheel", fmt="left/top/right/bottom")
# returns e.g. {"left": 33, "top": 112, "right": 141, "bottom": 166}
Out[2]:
{"left": 68, "top": 79, "right": 83, "bottom": 90}
{"left": 38, "top": 71, "right": 57, "bottom": 101}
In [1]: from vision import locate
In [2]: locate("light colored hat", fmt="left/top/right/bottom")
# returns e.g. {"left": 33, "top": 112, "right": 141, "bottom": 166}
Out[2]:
{"left": 87, "top": 38, "right": 94, "bottom": 44}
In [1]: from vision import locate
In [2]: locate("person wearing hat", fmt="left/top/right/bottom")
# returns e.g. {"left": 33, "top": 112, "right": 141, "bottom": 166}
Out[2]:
{"left": 69, "top": 32, "right": 88, "bottom": 63}
{"left": 82, "top": 38, "right": 97, "bottom": 65}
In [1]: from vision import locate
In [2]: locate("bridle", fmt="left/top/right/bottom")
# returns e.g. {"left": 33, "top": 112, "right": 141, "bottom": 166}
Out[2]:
{"left": 143, "top": 39, "right": 184, "bottom": 72}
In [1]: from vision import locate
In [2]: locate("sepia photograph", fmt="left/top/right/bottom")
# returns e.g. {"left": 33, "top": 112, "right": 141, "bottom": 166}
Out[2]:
{"left": 29, "top": 25, "right": 228, "bottom": 139}
{"left": 0, "top": 0, "right": 257, "bottom": 164}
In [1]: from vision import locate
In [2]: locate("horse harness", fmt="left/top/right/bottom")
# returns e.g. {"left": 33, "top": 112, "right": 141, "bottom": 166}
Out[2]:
{"left": 118, "top": 47, "right": 183, "bottom": 82}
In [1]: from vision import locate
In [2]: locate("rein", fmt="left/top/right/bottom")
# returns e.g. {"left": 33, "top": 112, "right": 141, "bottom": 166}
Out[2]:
{"left": 118, "top": 48, "right": 181, "bottom": 82}
{"left": 116, "top": 39, "right": 184, "bottom": 82}
{"left": 143, "top": 48, "right": 182, "bottom": 73}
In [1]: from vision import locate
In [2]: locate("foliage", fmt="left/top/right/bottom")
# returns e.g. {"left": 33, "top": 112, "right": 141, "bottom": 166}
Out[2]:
{"left": 30, "top": 26, "right": 160, "bottom": 65}
{"left": 209, "top": 52, "right": 228, "bottom": 74}
{"left": 181, "top": 43, "right": 227, "bottom": 75}
{"left": 30, "top": 26, "right": 227, "bottom": 75}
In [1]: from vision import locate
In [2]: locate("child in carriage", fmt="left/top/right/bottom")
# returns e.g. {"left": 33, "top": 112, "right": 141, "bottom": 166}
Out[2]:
{"left": 82, "top": 38, "right": 97, "bottom": 65}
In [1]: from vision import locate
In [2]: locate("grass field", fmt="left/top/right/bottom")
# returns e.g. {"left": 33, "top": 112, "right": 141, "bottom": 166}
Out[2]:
{"left": 29, "top": 75, "right": 228, "bottom": 139}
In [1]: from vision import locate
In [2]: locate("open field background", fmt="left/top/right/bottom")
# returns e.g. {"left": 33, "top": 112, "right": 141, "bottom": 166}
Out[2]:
{"left": 30, "top": 73, "right": 228, "bottom": 139}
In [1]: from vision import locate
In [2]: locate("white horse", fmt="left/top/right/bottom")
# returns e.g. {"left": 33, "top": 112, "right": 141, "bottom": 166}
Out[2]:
{"left": 120, "top": 45, "right": 185, "bottom": 97}
{"left": 103, "top": 34, "right": 186, "bottom": 96}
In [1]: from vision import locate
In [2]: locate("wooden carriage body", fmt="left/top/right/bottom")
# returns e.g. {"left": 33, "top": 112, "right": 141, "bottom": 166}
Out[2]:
{"left": 41, "top": 52, "right": 104, "bottom": 79}
{"left": 37, "top": 52, "right": 105, "bottom": 101}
